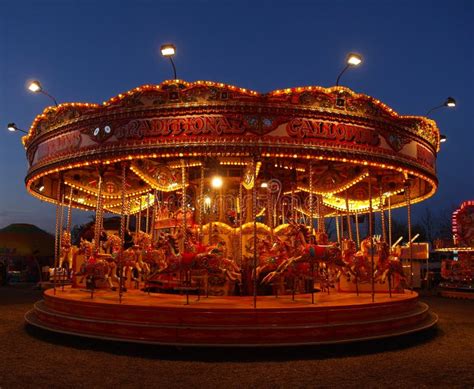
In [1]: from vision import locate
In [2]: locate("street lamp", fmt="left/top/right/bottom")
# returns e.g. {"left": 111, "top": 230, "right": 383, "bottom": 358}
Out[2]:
{"left": 440, "top": 134, "right": 447, "bottom": 143}
{"left": 27, "top": 80, "right": 58, "bottom": 106}
{"left": 160, "top": 43, "right": 177, "bottom": 79}
{"left": 426, "top": 97, "right": 456, "bottom": 116}
{"left": 7, "top": 123, "right": 28, "bottom": 134}
{"left": 336, "top": 52, "right": 363, "bottom": 86}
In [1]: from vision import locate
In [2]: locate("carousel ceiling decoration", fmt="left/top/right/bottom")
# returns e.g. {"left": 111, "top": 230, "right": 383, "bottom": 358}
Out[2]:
{"left": 130, "top": 161, "right": 183, "bottom": 192}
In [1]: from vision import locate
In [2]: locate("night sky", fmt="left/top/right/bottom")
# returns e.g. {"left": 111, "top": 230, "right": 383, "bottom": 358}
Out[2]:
{"left": 0, "top": 0, "right": 472, "bottom": 234}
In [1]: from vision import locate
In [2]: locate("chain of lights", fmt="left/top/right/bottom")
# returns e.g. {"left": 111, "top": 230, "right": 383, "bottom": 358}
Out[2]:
{"left": 298, "top": 170, "right": 369, "bottom": 197}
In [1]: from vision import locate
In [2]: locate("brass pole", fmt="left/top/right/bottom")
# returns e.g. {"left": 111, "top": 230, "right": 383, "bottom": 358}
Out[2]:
{"left": 239, "top": 181, "right": 243, "bottom": 267}
{"left": 66, "top": 186, "right": 73, "bottom": 234}
{"left": 345, "top": 190, "right": 353, "bottom": 241}
{"left": 379, "top": 180, "right": 386, "bottom": 242}
{"left": 368, "top": 174, "right": 375, "bottom": 303}
{"left": 309, "top": 162, "right": 314, "bottom": 235}
{"left": 94, "top": 173, "right": 103, "bottom": 251}
{"left": 355, "top": 210, "right": 360, "bottom": 249}
{"left": 145, "top": 192, "right": 151, "bottom": 234}
{"left": 199, "top": 165, "right": 204, "bottom": 242}
{"left": 406, "top": 181, "right": 413, "bottom": 292}
{"left": 53, "top": 178, "right": 62, "bottom": 294}
{"left": 181, "top": 159, "right": 187, "bottom": 252}
{"left": 388, "top": 196, "right": 392, "bottom": 248}
{"left": 253, "top": 158, "right": 258, "bottom": 308}
{"left": 119, "top": 163, "right": 127, "bottom": 302}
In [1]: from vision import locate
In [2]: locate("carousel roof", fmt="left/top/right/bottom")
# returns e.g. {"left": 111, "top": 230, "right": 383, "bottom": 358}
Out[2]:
{"left": 22, "top": 80, "right": 442, "bottom": 216}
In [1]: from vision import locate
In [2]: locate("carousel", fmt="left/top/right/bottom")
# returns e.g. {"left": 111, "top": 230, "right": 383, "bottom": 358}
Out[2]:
{"left": 23, "top": 79, "right": 439, "bottom": 346}
{"left": 435, "top": 201, "right": 474, "bottom": 299}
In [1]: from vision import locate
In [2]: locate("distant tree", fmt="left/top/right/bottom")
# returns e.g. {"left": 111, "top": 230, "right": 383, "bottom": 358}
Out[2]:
{"left": 413, "top": 205, "right": 456, "bottom": 246}
{"left": 436, "top": 205, "right": 456, "bottom": 241}
{"left": 419, "top": 207, "right": 436, "bottom": 244}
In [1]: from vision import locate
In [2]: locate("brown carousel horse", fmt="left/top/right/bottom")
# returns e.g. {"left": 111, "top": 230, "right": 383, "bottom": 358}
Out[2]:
{"left": 104, "top": 232, "right": 153, "bottom": 288}
{"left": 244, "top": 236, "right": 291, "bottom": 280}
{"left": 76, "top": 239, "right": 116, "bottom": 289}
{"left": 374, "top": 239, "right": 407, "bottom": 292}
{"left": 261, "top": 223, "right": 347, "bottom": 291}
{"left": 151, "top": 229, "right": 241, "bottom": 283}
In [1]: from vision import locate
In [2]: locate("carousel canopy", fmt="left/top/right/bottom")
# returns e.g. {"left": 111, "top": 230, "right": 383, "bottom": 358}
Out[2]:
{"left": 22, "top": 80, "right": 441, "bottom": 217}
{"left": 0, "top": 223, "right": 54, "bottom": 257}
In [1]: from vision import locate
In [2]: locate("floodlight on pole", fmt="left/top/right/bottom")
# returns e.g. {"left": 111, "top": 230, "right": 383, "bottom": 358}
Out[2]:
{"left": 160, "top": 44, "right": 177, "bottom": 79}
{"left": 426, "top": 97, "right": 456, "bottom": 116}
{"left": 27, "top": 80, "right": 58, "bottom": 106}
{"left": 336, "top": 52, "right": 363, "bottom": 86}
{"left": 7, "top": 123, "right": 28, "bottom": 134}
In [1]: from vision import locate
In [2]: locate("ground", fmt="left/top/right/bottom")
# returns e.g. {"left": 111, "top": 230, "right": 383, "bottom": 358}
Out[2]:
{"left": 0, "top": 286, "right": 473, "bottom": 389}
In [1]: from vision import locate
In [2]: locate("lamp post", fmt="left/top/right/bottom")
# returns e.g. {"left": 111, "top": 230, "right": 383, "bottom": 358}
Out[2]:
{"left": 426, "top": 97, "right": 456, "bottom": 116}
{"left": 27, "top": 80, "right": 58, "bottom": 106}
{"left": 160, "top": 44, "right": 177, "bottom": 79}
{"left": 440, "top": 135, "right": 447, "bottom": 143}
{"left": 7, "top": 123, "right": 28, "bottom": 134}
{"left": 336, "top": 53, "right": 363, "bottom": 86}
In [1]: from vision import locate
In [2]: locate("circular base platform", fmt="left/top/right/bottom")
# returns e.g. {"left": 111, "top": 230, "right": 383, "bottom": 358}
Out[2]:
{"left": 25, "top": 287, "right": 437, "bottom": 347}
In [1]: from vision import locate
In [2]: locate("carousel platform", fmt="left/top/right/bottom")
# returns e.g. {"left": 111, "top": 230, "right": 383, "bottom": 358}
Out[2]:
{"left": 25, "top": 287, "right": 437, "bottom": 347}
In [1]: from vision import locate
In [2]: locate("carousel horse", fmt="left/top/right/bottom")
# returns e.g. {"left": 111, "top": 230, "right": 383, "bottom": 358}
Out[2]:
{"left": 58, "top": 230, "right": 76, "bottom": 272}
{"left": 76, "top": 239, "right": 114, "bottom": 289}
{"left": 244, "top": 236, "right": 287, "bottom": 280}
{"left": 152, "top": 230, "right": 241, "bottom": 283}
{"left": 374, "top": 239, "right": 406, "bottom": 291}
{"left": 347, "top": 236, "right": 377, "bottom": 284}
{"left": 261, "top": 223, "right": 345, "bottom": 290}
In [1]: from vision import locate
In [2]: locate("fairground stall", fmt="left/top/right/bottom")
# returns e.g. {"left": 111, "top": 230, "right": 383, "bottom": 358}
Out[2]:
{"left": 435, "top": 200, "right": 474, "bottom": 299}
{"left": 24, "top": 80, "right": 439, "bottom": 346}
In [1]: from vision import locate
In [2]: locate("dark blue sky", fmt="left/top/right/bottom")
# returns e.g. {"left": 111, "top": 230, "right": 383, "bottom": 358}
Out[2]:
{"left": 1, "top": 0, "right": 472, "bottom": 233}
